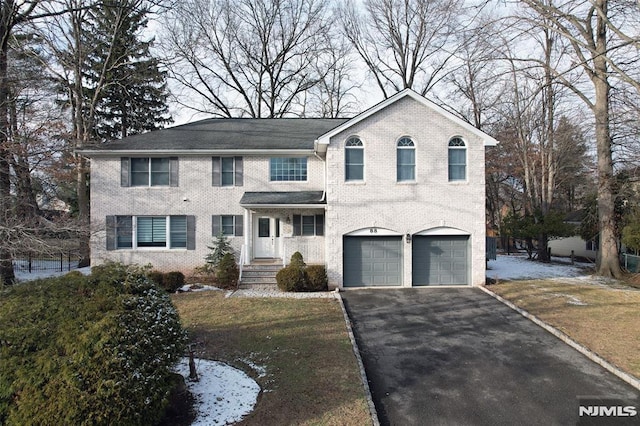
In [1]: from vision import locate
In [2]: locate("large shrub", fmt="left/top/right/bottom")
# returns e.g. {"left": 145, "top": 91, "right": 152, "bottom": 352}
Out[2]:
{"left": 216, "top": 253, "right": 239, "bottom": 289}
{"left": 276, "top": 265, "right": 306, "bottom": 292}
{"left": 305, "top": 265, "right": 328, "bottom": 292}
{"left": 0, "top": 263, "right": 187, "bottom": 426}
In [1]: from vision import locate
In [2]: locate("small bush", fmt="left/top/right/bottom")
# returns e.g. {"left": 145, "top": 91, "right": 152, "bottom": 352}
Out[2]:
{"left": 276, "top": 266, "right": 306, "bottom": 292}
{"left": 290, "top": 251, "right": 305, "bottom": 268}
{"left": 305, "top": 265, "right": 328, "bottom": 292}
{"left": 163, "top": 271, "right": 185, "bottom": 292}
{"left": 147, "top": 270, "right": 164, "bottom": 286}
{"left": 204, "top": 233, "right": 234, "bottom": 273}
{"left": 216, "top": 253, "right": 239, "bottom": 289}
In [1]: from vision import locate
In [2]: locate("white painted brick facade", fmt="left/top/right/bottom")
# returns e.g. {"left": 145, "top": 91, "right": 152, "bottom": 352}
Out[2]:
{"left": 90, "top": 91, "right": 489, "bottom": 286}
{"left": 324, "top": 96, "right": 487, "bottom": 288}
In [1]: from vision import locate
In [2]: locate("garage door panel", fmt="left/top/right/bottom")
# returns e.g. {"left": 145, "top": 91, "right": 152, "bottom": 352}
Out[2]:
{"left": 344, "top": 236, "right": 402, "bottom": 287}
{"left": 412, "top": 235, "right": 469, "bottom": 286}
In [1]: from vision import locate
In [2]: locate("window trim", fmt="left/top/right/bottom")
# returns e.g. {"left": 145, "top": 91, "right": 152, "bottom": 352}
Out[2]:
{"left": 345, "top": 136, "right": 364, "bottom": 182}
{"left": 448, "top": 137, "right": 467, "bottom": 182}
{"left": 396, "top": 136, "right": 416, "bottom": 182}
{"left": 212, "top": 156, "right": 243, "bottom": 187}
{"left": 269, "top": 157, "right": 308, "bottom": 182}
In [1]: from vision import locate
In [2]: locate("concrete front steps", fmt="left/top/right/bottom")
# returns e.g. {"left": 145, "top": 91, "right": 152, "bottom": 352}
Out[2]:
{"left": 239, "top": 261, "right": 283, "bottom": 289}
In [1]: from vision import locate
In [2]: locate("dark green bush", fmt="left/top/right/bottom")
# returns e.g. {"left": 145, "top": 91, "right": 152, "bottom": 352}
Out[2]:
{"left": 0, "top": 263, "right": 187, "bottom": 426}
{"left": 305, "top": 265, "right": 328, "bottom": 292}
{"left": 147, "top": 270, "right": 164, "bottom": 286}
{"left": 163, "top": 271, "right": 185, "bottom": 292}
{"left": 216, "top": 253, "right": 239, "bottom": 289}
{"left": 289, "top": 251, "right": 305, "bottom": 268}
{"left": 276, "top": 265, "right": 306, "bottom": 292}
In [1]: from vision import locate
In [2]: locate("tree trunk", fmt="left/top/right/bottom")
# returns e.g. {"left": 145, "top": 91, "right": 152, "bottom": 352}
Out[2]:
{"left": 592, "top": 0, "right": 622, "bottom": 278}
{"left": 0, "top": 15, "right": 15, "bottom": 285}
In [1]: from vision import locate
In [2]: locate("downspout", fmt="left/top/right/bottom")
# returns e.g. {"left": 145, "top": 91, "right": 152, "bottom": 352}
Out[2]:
{"left": 313, "top": 142, "right": 326, "bottom": 202}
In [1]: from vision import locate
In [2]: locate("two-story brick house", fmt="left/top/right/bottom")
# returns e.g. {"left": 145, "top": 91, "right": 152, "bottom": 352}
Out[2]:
{"left": 83, "top": 89, "right": 498, "bottom": 289}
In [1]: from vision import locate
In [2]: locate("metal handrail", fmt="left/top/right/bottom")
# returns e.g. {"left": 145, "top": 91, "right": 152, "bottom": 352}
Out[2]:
{"left": 238, "top": 244, "right": 246, "bottom": 281}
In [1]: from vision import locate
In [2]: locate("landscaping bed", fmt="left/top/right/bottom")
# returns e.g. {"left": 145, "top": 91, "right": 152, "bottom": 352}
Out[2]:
{"left": 171, "top": 291, "right": 371, "bottom": 425}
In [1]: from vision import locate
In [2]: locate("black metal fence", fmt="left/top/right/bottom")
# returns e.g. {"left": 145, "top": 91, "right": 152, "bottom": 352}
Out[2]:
{"left": 13, "top": 251, "right": 81, "bottom": 273}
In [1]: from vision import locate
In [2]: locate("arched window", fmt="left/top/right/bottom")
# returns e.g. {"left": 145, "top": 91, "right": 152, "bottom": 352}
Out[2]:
{"left": 397, "top": 137, "right": 415, "bottom": 182}
{"left": 345, "top": 137, "right": 364, "bottom": 181}
{"left": 448, "top": 137, "right": 466, "bottom": 181}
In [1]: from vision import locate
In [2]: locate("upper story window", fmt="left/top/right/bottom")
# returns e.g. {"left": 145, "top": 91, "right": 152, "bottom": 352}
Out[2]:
{"left": 345, "top": 136, "right": 364, "bottom": 181}
{"left": 270, "top": 158, "right": 307, "bottom": 181}
{"left": 397, "top": 137, "right": 416, "bottom": 182}
{"left": 448, "top": 137, "right": 466, "bottom": 181}
{"left": 121, "top": 157, "right": 179, "bottom": 187}
{"left": 212, "top": 156, "right": 243, "bottom": 187}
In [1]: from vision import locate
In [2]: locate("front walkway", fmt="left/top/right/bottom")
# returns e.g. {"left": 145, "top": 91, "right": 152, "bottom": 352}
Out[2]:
{"left": 342, "top": 288, "right": 640, "bottom": 425}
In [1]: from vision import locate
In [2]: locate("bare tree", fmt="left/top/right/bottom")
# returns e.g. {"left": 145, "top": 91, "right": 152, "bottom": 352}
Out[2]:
{"left": 161, "top": 0, "right": 334, "bottom": 118}
{"left": 518, "top": 0, "right": 640, "bottom": 277}
{"left": 341, "top": 0, "right": 465, "bottom": 98}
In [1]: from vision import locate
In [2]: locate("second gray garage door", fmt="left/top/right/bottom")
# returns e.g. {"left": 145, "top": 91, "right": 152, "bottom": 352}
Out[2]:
{"left": 412, "top": 235, "right": 469, "bottom": 285}
{"left": 343, "top": 236, "right": 402, "bottom": 287}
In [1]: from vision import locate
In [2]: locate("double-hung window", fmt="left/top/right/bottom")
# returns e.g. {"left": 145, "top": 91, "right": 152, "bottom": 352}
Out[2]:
{"left": 211, "top": 215, "right": 244, "bottom": 237}
{"left": 397, "top": 137, "right": 416, "bottom": 182}
{"left": 270, "top": 158, "right": 307, "bottom": 181}
{"left": 292, "top": 214, "right": 324, "bottom": 236}
{"left": 122, "top": 157, "right": 178, "bottom": 187}
{"left": 111, "top": 215, "right": 191, "bottom": 249}
{"left": 212, "top": 156, "right": 243, "bottom": 187}
{"left": 345, "top": 137, "right": 364, "bottom": 181}
{"left": 448, "top": 137, "right": 466, "bottom": 181}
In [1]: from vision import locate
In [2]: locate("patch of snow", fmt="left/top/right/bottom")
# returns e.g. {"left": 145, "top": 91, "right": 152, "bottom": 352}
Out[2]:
{"left": 228, "top": 289, "right": 337, "bottom": 298}
{"left": 174, "top": 357, "right": 260, "bottom": 426}
{"left": 14, "top": 266, "right": 91, "bottom": 283}
{"left": 487, "top": 254, "right": 590, "bottom": 281}
{"left": 178, "top": 284, "right": 222, "bottom": 293}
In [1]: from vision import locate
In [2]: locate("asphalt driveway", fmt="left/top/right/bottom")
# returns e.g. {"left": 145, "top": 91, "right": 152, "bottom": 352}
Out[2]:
{"left": 342, "top": 288, "right": 640, "bottom": 426}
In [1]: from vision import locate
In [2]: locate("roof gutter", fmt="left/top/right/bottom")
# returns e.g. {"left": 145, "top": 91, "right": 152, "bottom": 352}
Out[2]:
{"left": 313, "top": 145, "right": 327, "bottom": 203}
{"left": 78, "top": 148, "right": 316, "bottom": 157}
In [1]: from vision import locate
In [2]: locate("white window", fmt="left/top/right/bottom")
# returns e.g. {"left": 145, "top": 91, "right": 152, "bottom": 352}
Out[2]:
{"left": 448, "top": 137, "right": 466, "bottom": 181}
{"left": 345, "top": 137, "right": 364, "bottom": 181}
{"left": 115, "top": 215, "right": 187, "bottom": 249}
{"left": 270, "top": 158, "right": 307, "bottom": 181}
{"left": 397, "top": 137, "right": 415, "bottom": 182}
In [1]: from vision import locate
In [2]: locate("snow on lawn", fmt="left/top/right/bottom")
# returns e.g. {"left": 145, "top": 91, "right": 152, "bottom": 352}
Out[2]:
{"left": 174, "top": 358, "right": 260, "bottom": 426}
{"left": 14, "top": 266, "right": 91, "bottom": 282}
{"left": 487, "top": 254, "right": 592, "bottom": 281}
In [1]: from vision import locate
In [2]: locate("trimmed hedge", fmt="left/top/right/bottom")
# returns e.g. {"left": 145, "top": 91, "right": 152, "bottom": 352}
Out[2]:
{"left": 147, "top": 270, "right": 185, "bottom": 293}
{"left": 276, "top": 252, "right": 328, "bottom": 292}
{"left": 0, "top": 262, "right": 187, "bottom": 426}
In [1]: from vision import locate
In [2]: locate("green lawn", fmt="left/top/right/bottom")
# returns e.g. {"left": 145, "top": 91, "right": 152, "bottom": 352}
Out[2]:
{"left": 172, "top": 291, "right": 371, "bottom": 425}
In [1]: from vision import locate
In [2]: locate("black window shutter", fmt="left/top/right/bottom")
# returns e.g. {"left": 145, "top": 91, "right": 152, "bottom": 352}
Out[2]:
{"left": 170, "top": 157, "right": 179, "bottom": 187}
{"left": 106, "top": 215, "right": 116, "bottom": 250}
{"left": 234, "top": 156, "right": 243, "bottom": 186}
{"left": 234, "top": 215, "right": 243, "bottom": 236}
{"left": 212, "top": 157, "right": 221, "bottom": 186}
{"left": 212, "top": 215, "right": 221, "bottom": 236}
{"left": 186, "top": 215, "right": 196, "bottom": 250}
{"left": 120, "top": 158, "right": 130, "bottom": 187}
{"left": 293, "top": 215, "right": 302, "bottom": 236}
{"left": 315, "top": 214, "right": 324, "bottom": 236}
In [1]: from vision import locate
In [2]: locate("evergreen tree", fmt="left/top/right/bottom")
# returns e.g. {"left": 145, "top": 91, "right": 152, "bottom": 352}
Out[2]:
{"left": 86, "top": 0, "right": 172, "bottom": 141}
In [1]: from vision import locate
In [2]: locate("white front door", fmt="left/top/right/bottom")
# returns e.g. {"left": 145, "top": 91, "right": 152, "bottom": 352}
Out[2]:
{"left": 254, "top": 216, "right": 279, "bottom": 258}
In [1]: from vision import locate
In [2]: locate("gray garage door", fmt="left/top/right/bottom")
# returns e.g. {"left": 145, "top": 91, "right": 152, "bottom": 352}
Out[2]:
{"left": 412, "top": 235, "right": 469, "bottom": 286}
{"left": 343, "top": 236, "right": 402, "bottom": 287}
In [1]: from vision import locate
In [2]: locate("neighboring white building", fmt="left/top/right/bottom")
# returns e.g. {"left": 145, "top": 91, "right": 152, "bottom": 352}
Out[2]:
{"left": 83, "top": 89, "right": 498, "bottom": 289}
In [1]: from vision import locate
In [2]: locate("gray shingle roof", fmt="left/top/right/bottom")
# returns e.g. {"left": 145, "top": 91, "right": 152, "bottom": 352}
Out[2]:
{"left": 240, "top": 191, "right": 326, "bottom": 206}
{"left": 92, "top": 118, "right": 350, "bottom": 151}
